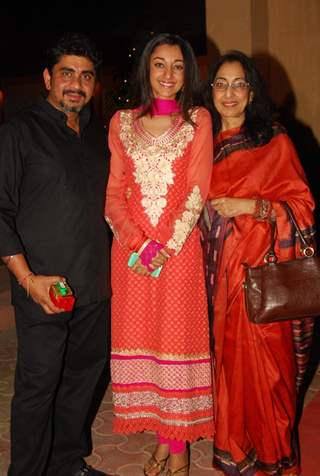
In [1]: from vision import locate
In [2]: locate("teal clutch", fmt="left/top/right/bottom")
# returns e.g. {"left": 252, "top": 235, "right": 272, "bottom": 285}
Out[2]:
{"left": 128, "top": 252, "right": 139, "bottom": 267}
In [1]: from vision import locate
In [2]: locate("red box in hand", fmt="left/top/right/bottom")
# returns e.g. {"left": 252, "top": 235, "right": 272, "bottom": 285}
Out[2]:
{"left": 49, "top": 281, "right": 75, "bottom": 311}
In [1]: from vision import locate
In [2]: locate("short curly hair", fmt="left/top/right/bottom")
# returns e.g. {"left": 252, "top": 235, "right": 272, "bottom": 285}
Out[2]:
{"left": 45, "top": 32, "right": 103, "bottom": 73}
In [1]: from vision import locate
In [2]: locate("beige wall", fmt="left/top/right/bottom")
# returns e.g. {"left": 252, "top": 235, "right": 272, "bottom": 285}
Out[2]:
{"left": 268, "top": 0, "right": 320, "bottom": 140}
{"left": 206, "top": 0, "right": 252, "bottom": 59}
{"left": 205, "top": 0, "right": 320, "bottom": 142}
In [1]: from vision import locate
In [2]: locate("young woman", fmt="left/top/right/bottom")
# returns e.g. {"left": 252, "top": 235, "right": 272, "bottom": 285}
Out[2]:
{"left": 105, "top": 33, "right": 214, "bottom": 476}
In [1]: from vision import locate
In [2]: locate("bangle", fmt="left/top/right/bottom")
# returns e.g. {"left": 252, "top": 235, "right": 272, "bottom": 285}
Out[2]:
{"left": 253, "top": 199, "right": 272, "bottom": 221}
{"left": 18, "top": 271, "right": 33, "bottom": 286}
{"left": 137, "top": 239, "right": 151, "bottom": 256}
{"left": 26, "top": 274, "right": 34, "bottom": 298}
{"left": 18, "top": 272, "right": 34, "bottom": 298}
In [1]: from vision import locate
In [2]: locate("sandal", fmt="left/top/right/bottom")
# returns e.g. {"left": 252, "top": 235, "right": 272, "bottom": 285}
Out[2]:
{"left": 165, "top": 463, "right": 189, "bottom": 476}
{"left": 144, "top": 454, "right": 169, "bottom": 476}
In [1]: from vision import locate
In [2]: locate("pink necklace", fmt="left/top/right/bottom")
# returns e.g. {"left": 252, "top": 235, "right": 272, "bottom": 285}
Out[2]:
{"left": 151, "top": 98, "right": 181, "bottom": 116}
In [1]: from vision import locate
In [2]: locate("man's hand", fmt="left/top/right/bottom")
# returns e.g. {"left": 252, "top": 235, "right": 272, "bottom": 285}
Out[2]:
{"left": 26, "top": 275, "right": 67, "bottom": 314}
{"left": 211, "top": 197, "right": 256, "bottom": 217}
{"left": 1, "top": 254, "right": 67, "bottom": 314}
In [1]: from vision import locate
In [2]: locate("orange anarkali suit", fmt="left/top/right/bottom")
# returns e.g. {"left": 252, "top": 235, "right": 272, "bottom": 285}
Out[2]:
{"left": 200, "top": 125, "right": 315, "bottom": 475}
{"left": 105, "top": 107, "right": 214, "bottom": 442}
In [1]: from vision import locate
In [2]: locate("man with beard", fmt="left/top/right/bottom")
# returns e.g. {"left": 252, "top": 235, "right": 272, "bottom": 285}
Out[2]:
{"left": 0, "top": 33, "right": 111, "bottom": 476}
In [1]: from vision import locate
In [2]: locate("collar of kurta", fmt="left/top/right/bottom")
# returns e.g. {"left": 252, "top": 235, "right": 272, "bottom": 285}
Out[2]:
{"left": 37, "top": 97, "right": 92, "bottom": 131}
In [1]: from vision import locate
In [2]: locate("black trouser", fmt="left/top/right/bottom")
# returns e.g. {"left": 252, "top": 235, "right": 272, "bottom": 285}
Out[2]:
{"left": 8, "top": 297, "right": 110, "bottom": 476}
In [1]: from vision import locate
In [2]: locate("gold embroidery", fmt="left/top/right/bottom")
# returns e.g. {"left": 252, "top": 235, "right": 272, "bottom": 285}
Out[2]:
{"left": 111, "top": 348, "right": 211, "bottom": 360}
{"left": 166, "top": 185, "right": 203, "bottom": 253}
{"left": 113, "top": 393, "right": 213, "bottom": 414}
{"left": 119, "top": 110, "right": 196, "bottom": 226}
{"left": 114, "top": 411, "right": 213, "bottom": 426}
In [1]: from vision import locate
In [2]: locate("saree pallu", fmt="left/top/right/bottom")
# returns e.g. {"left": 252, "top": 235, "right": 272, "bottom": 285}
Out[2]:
{"left": 201, "top": 125, "right": 315, "bottom": 475}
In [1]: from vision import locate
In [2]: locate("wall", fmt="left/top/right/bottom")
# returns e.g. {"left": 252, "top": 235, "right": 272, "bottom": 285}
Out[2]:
{"left": 268, "top": 0, "right": 320, "bottom": 140}
{"left": 205, "top": 0, "right": 320, "bottom": 143}
{"left": 206, "top": 0, "right": 252, "bottom": 60}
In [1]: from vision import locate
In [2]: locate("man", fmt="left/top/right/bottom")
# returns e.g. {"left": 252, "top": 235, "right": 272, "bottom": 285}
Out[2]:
{"left": 0, "top": 33, "right": 111, "bottom": 476}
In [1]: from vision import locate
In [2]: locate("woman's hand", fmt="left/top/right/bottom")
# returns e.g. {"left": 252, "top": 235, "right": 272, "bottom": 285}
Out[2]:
{"left": 131, "top": 257, "right": 150, "bottom": 276}
{"left": 211, "top": 197, "right": 256, "bottom": 217}
{"left": 131, "top": 248, "right": 170, "bottom": 276}
{"left": 151, "top": 249, "right": 170, "bottom": 269}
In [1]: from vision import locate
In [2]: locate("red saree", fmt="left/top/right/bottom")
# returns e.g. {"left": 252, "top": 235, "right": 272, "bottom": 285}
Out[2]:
{"left": 201, "top": 125, "right": 315, "bottom": 475}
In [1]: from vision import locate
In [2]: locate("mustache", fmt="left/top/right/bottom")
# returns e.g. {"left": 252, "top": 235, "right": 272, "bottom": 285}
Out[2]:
{"left": 63, "top": 89, "right": 86, "bottom": 98}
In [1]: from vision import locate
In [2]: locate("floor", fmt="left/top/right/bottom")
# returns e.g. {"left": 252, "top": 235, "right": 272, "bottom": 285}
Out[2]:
{"left": 0, "top": 265, "right": 319, "bottom": 476}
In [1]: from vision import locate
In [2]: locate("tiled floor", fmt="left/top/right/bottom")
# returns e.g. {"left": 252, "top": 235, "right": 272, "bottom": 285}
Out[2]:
{"left": 0, "top": 265, "right": 319, "bottom": 476}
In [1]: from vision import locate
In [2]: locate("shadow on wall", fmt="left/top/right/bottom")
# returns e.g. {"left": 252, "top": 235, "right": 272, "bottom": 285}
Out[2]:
{"left": 253, "top": 52, "right": 320, "bottom": 215}
{"left": 205, "top": 37, "right": 221, "bottom": 80}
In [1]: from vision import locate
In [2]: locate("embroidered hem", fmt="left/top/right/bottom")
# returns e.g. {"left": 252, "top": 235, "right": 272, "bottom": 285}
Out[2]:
{"left": 113, "top": 417, "right": 214, "bottom": 443}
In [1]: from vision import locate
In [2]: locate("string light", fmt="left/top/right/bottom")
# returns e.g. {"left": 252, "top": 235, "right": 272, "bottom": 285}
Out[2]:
{"left": 112, "top": 40, "right": 139, "bottom": 108}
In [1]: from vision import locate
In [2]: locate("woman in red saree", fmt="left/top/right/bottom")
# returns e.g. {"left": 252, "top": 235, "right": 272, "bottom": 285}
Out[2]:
{"left": 200, "top": 51, "right": 315, "bottom": 475}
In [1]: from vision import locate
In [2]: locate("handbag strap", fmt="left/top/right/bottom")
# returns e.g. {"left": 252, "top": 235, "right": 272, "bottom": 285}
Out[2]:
{"left": 282, "top": 202, "right": 314, "bottom": 257}
{"left": 264, "top": 218, "right": 278, "bottom": 263}
{"left": 264, "top": 202, "right": 314, "bottom": 263}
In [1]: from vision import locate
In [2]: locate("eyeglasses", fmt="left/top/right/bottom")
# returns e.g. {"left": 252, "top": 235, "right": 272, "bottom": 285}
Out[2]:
{"left": 212, "top": 79, "right": 250, "bottom": 91}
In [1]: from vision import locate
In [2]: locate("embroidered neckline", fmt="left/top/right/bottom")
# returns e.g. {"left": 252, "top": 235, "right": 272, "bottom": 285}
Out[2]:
{"left": 119, "top": 109, "right": 197, "bottom": 227}
{"left": 134, "top": 115, "right": 183, "bottom": 145}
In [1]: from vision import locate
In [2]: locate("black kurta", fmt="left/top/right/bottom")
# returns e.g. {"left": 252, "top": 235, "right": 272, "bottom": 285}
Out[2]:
{"left": 0, "top": 98, "right": 110, "bottom": 306}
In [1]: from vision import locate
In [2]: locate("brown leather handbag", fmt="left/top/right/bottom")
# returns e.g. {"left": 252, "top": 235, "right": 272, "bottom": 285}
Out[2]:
{"left": 243, "top": 202, "right": 320, "bottom": 324}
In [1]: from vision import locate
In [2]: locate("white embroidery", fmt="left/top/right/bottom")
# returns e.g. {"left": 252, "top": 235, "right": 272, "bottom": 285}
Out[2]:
{"left": 120, "top": 111, "right": 196, "bottom": 226}
{"left": 166, "top": 185, "right": 203, "bottom": 253}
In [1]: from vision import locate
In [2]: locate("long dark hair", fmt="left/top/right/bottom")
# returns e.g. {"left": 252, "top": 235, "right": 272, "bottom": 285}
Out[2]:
{"left": 205, "top": 50, "right": 273, "bottom": 145}
{"left": 133, "top": 33, "right": 201, "bottom": 124}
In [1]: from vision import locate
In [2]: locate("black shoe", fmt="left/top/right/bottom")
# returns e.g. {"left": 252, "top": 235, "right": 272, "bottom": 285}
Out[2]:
{"left": 72, "top": 462, "right": 110, "bottom": 476}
